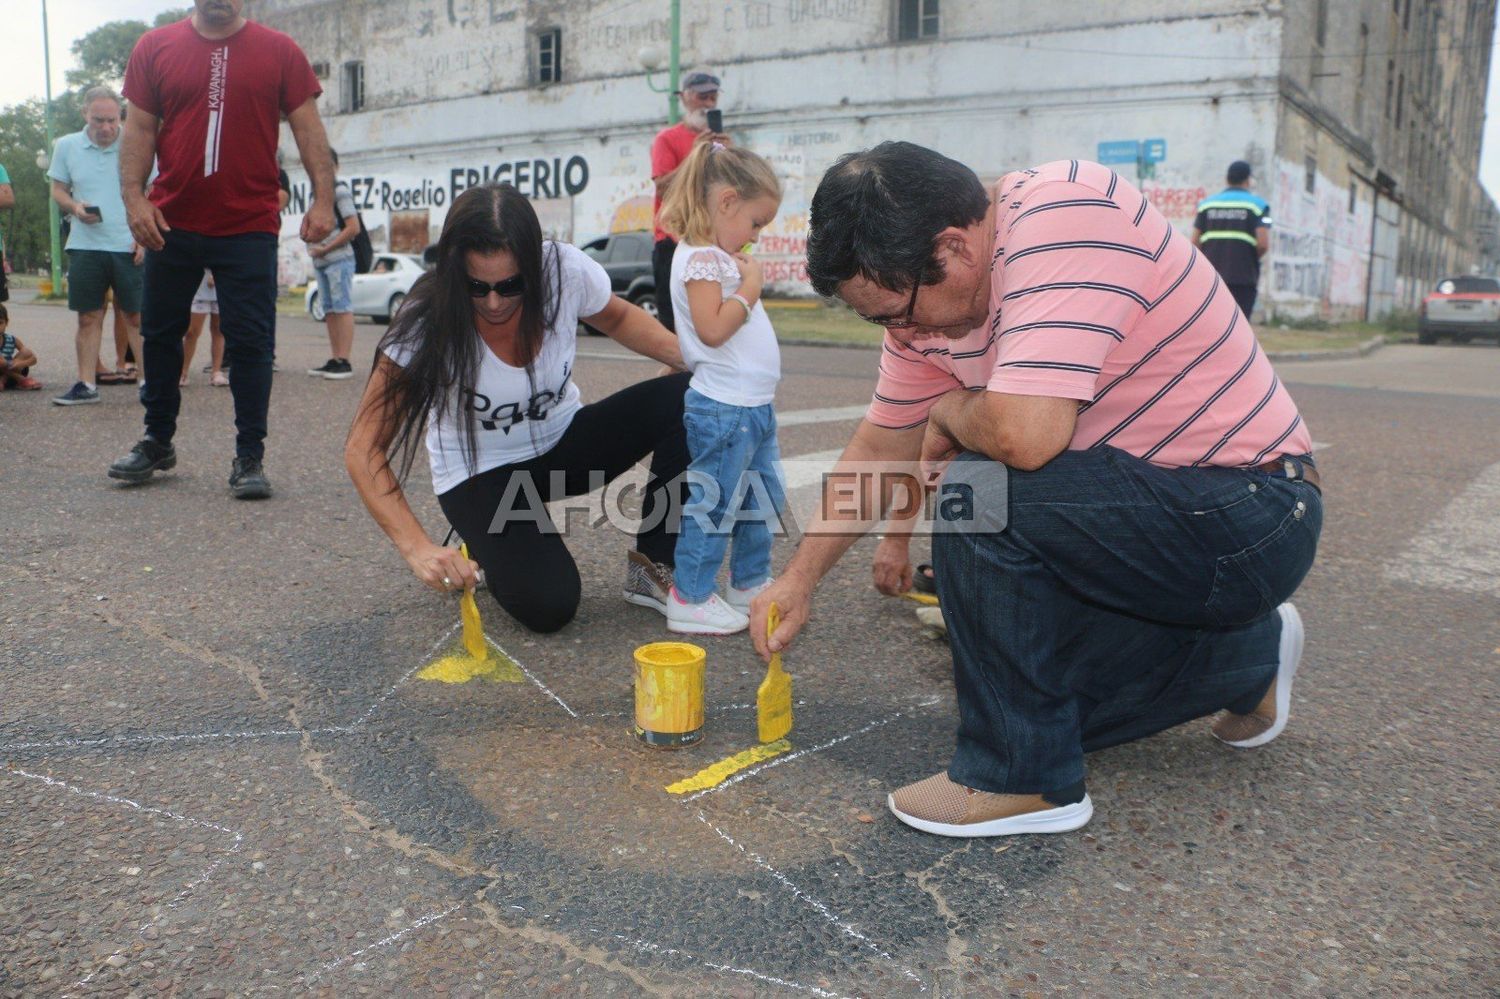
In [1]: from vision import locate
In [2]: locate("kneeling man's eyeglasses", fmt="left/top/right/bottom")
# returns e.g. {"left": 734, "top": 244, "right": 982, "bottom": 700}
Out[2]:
{"left": 860, "top": 278, "right": 921, "bottom": 329}
{"left": 466, "top": 274, "right": 525, "bottom": 299}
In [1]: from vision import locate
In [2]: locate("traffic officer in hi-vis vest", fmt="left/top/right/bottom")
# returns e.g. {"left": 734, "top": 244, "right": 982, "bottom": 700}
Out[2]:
{"left": 1192, "top": 160, "right": 1272, "bottom": 320}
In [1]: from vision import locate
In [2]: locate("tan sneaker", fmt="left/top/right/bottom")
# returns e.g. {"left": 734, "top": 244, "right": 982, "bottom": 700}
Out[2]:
{"left": 623, "top": 550, "right": 673, "bottom": 615}
{"left": 887, "top": 772, "right": 1093, "bottom": 838}
{"left": 1213, "top": 603, "right": 1303, "bottom": 748}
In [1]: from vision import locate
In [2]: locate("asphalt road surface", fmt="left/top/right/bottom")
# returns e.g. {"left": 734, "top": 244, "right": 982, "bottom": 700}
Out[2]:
{"left": 2, "top": 303, "right": 1496, "bottom": 996}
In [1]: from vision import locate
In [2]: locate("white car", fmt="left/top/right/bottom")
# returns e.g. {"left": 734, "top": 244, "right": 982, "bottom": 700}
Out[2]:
{"left": 305, "top": 253, "right": 428, "bottom": 323}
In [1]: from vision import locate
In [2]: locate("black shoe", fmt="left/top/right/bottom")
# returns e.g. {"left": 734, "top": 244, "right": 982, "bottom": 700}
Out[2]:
{"left": 228, "top": 456, "right": 272, "bottom": 500}
{"left": 108, "top": 438, "right": 177, "bottom": 484}
{"left": 322, "top": 358, "right": 354, "bottom": 380}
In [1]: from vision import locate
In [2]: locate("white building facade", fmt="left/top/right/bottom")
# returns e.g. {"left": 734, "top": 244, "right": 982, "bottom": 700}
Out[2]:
{"left": 258, "top": 0, "right": 1496, "bottom": 320}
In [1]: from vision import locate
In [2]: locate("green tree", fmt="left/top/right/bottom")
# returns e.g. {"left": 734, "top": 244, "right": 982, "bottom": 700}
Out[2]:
{"left": 0, "top": 101, "right": 52, "bottom": 274}
{"left": 65, "top": 9, "right": 190, "bottom": 90}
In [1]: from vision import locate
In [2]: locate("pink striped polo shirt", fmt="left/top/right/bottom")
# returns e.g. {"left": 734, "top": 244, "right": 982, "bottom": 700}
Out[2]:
{"left": 866, "top": 160, "right": 1312, "bottom": 468}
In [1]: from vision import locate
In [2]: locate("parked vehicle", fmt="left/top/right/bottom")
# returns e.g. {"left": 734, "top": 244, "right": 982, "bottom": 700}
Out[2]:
{"left": 1419, "top": 275, "right": 1500, "bottom": 345}
{"left": 305, "top": 253, "right": 429, "bottom": 323}
{"left": 579, "top": 230, "right": 657, "bottom": 333}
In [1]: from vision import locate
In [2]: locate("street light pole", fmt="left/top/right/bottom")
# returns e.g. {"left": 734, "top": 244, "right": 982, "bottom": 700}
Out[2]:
{"left": 41, "top": 0, "right": 62, "bottom": 296}
{"left": 668, "top": 0, "right": 680, "bottom": 124}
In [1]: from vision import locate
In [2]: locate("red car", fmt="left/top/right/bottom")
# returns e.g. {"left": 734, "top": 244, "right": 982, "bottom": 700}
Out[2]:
{"left": 1419, "top": 276, "right": 1500, "bottom": 345}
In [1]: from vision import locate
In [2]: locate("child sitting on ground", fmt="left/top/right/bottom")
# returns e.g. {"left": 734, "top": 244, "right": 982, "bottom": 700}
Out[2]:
{"left": 0, "top": 304, "right": 42, "bottom": 391}
{"left": 657, "top": 141, "right": 786, "bottom": 635}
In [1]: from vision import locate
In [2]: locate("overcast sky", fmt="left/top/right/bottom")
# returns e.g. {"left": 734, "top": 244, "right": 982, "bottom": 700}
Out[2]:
{"left": 5, "top": 1, "right": 1500, "bottom": 202}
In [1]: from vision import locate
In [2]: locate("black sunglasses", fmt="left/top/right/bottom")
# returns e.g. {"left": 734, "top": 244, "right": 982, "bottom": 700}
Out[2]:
{"left": 465, "top": 274, "right": 525, "bottom": 299}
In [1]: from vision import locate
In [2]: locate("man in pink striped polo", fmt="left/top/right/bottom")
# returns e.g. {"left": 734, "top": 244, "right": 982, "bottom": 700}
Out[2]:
{"left": 750, "top": 142, "right": 1322, "bottom": 839}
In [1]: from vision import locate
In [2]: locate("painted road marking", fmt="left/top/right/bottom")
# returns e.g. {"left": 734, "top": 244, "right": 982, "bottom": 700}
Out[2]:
{"left": 776, "top": 405, "right": 869, "bottom": 427}
{"left": 665, "top": 739, "right": 792, "bottom": 794}
{"left": 1385, "top": 459, "right": 1500, "bottom": 598}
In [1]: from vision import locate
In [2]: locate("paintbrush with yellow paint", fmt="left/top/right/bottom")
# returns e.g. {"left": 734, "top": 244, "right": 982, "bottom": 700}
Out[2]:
{"left": 757, "top": 602, "right": 793, "bottom": 743}
{"left": 459, "top": 543, "right": 486, "bottom": 660}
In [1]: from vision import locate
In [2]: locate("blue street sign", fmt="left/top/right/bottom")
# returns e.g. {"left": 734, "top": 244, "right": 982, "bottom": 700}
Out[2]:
{"left": 1097, "top": 140, "right": 1140, "bottom": 165}
{"left": 1142, "top": 138, "right": 1168, "bottom": 164}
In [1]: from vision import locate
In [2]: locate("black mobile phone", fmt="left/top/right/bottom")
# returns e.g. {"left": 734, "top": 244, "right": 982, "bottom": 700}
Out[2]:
{"left": 706, "top": 109, "right": 723, "bottom": 134}
{"left": 83, "top": 205, "right": 102, "bottom": 220}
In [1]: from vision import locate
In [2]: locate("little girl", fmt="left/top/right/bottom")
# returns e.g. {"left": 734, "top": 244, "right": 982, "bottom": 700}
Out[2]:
{"left": 0, "top": 304, "right": 42, "bottom": 391}
{"left": 658, "top": 141, "right": 786, "bottom": 635}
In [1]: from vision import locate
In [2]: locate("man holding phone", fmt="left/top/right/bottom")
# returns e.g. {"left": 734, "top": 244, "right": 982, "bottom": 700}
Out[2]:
{"left": 650, "top": 70, "right": 727, "bottom": 332}
{"left": 49, "top": 86, "right": 146, "bottom": 406}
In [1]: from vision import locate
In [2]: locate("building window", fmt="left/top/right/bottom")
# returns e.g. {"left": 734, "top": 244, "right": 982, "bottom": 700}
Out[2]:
{"left": 1314, "top": 0, "right": 1328, "bottom": 46}
{"left": 341, "top": 61, "right": 364, "bottom": 113}
{"left": 312, "top": 61, "right": 330, "bottom": 80}
{"left": 896, "top": 0, "right": 939, "bottom": 41}
{"left": 1394, "top": 74, "right": 1404, "bottom": 129}
{"left": 537, "top": 28, "right": 562, "bottom": 84}
{"left": 1304, "top": 156, "right": 1316, "bottom": 195}
{"left": 1348, "top": 180, "right": 1357, "bottom": 215}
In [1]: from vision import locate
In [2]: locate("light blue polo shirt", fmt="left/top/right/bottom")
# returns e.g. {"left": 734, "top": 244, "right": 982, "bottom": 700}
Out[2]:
{"left": 47, "top": 130, "right": 134, "bottom": 253}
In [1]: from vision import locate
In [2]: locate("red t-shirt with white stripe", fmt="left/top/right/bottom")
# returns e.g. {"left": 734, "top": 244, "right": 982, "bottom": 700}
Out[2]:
{"left": 124, "top": 19, "right": 320, "bottom": 237}
{"left": 866, "top": 160, "right": 1312, "bottom": 469}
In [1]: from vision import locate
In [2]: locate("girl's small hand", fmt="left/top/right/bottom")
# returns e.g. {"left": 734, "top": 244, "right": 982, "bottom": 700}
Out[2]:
{"left": 732, "top": 252, "right": 763, "bottom": 295}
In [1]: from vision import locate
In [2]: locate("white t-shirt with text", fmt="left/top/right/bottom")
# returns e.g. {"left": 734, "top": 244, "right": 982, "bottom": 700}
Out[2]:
{"left": 670, "top": 242, "right": 780, "bottom": 407}
{"left": 382, "top": 242, "right": 613, "bottom": 493}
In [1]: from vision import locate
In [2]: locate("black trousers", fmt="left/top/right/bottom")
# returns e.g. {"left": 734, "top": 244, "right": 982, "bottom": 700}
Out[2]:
{"left": 437, "top": 372, "right": 691, "bottom": 633}
{"left": 1227, "top": 282, "right": 1258, "bottom": 320}
{"left": 652, "top": 237, "right": 677, "bottom": 333}
{"left": 141, "top": 229, "right": 278, "bottom": 460}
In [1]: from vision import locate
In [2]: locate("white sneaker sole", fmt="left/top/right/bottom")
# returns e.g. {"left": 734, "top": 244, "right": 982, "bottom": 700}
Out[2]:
{"left": 666, "top": 617, "right": 749, "bottom": 636}
{"left": 623, "top": 590, "right": 667, "bottom": 615}
{"left": 1218, "top": 602, "right": 1303, "bottom": 749}
{"left": 322, "top": 370, "right": 355, "bottom": 380}
{"left": 888, "top": 794, "right": 1094, "bottom": 838}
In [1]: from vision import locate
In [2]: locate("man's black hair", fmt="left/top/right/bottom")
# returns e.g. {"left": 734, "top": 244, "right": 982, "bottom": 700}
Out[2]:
{"left": 806, "top": 141, "right": 990, "bottom": 298}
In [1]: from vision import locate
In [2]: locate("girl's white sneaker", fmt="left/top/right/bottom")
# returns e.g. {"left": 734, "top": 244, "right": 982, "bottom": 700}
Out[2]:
{"left": 724, "top": 577, "right": 773, "bottom": 615}
{"left": 667, "top": 589, "right": 750, "bottom": 635}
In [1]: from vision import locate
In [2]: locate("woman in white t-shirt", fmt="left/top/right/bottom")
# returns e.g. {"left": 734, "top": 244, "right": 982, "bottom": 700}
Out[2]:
{"left": 346, "top": 184, "right": 690, "bottom": 632}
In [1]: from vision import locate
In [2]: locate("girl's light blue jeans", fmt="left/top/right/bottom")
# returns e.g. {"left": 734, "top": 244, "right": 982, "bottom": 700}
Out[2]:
{"left": 672, "top": 388, "right": 786, "bottom": 602}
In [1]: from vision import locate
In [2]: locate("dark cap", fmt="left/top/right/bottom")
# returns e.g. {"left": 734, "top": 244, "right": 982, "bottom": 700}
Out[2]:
{"left": 1227, "top": 160, "right": 1252, "bottom": 184}
{"left": 680, "top": 71, "right": 720, "bottom": 94}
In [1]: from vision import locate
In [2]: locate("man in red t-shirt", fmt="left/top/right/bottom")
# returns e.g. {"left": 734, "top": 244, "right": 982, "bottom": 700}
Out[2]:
{"left": 649, "top": 71, "right": 727, "bottom": 332}
{"left": 110, "top": 0, "right": 336, "bottom": 500}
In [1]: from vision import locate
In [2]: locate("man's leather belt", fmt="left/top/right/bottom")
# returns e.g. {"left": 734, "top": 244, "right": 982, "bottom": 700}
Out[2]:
{"left": 1252, "top": 455, "right": 1321, "bottom": 494}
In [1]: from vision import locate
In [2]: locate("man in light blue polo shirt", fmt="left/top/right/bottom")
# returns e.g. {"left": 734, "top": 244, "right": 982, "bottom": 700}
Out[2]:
{"left": 48, "top": 86, "right": 145, "bottom": 406}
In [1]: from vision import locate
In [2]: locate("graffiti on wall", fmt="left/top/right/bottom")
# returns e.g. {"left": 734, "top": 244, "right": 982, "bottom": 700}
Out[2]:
{"left": 1269, "top": 158, "right": 1373, "bottom": 312}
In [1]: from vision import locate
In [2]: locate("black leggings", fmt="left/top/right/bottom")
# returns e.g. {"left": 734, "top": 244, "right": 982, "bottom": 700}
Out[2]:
{"left": 437, "top": 372, "right": 690, "bottom": 633}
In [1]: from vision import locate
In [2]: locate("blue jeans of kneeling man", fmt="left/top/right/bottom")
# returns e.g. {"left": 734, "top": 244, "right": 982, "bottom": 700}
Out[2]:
{"left": 933, "top": 446, "right": 1322, "bottom": 795}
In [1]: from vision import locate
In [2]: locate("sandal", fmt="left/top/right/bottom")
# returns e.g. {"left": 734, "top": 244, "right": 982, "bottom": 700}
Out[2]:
{"left": 210, "top": 372, "right": 230, "bottom": 387}
{"left": 913, "top": 564, "right": 938, "bottom": 595}
{"left": 96, "top": 370, "right": 127, "bottom": 385}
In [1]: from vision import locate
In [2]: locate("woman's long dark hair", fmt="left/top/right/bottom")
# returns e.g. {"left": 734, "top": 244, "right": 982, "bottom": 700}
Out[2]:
{"left": 372, "top": 183, "right": 562, "bottom": 483}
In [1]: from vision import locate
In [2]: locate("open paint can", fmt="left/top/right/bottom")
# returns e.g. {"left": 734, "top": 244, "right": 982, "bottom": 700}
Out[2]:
{"left": 633, "top": 642, "right": 706, "bottom": 748}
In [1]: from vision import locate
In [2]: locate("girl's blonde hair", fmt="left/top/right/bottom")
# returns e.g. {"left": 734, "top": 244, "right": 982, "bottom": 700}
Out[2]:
{"left": 659, "top": 142, "right": 782, "bottom": 246}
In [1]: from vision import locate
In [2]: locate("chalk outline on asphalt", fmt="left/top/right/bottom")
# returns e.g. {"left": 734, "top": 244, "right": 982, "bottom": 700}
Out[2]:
{"left": 6, "top": 609, "right": 935, "bottom": 992}
{"left": 6, "top": 767, "right": 245, "bottom": 996}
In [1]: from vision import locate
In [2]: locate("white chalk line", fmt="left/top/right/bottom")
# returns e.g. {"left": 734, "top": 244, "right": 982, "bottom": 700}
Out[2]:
{"left": 696, "top": 812, "right": 926, "bottom": 990}
{"left": 7, "top": 767, "right": 245, "bottom": 996}
{"left": 0, "top": 622, "right": 463, "bottom": 756}
{"left": 485, "top": 634, "right": 579, "bottom": 718}
{"left": 682, "top": 696, "right": 942, "bottom": 803}
{"left": 304, "top": 903, "right": 465, "bottom": 984}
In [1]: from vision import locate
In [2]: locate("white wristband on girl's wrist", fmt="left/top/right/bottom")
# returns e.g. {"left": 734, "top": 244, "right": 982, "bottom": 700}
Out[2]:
{"left": 729, "top": 293, "right": 753, "bottom": 315}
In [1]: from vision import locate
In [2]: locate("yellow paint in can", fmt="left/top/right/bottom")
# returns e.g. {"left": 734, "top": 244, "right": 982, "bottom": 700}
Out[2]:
{"left": 633, "top": 642, "right": 706, "bottom": 748}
